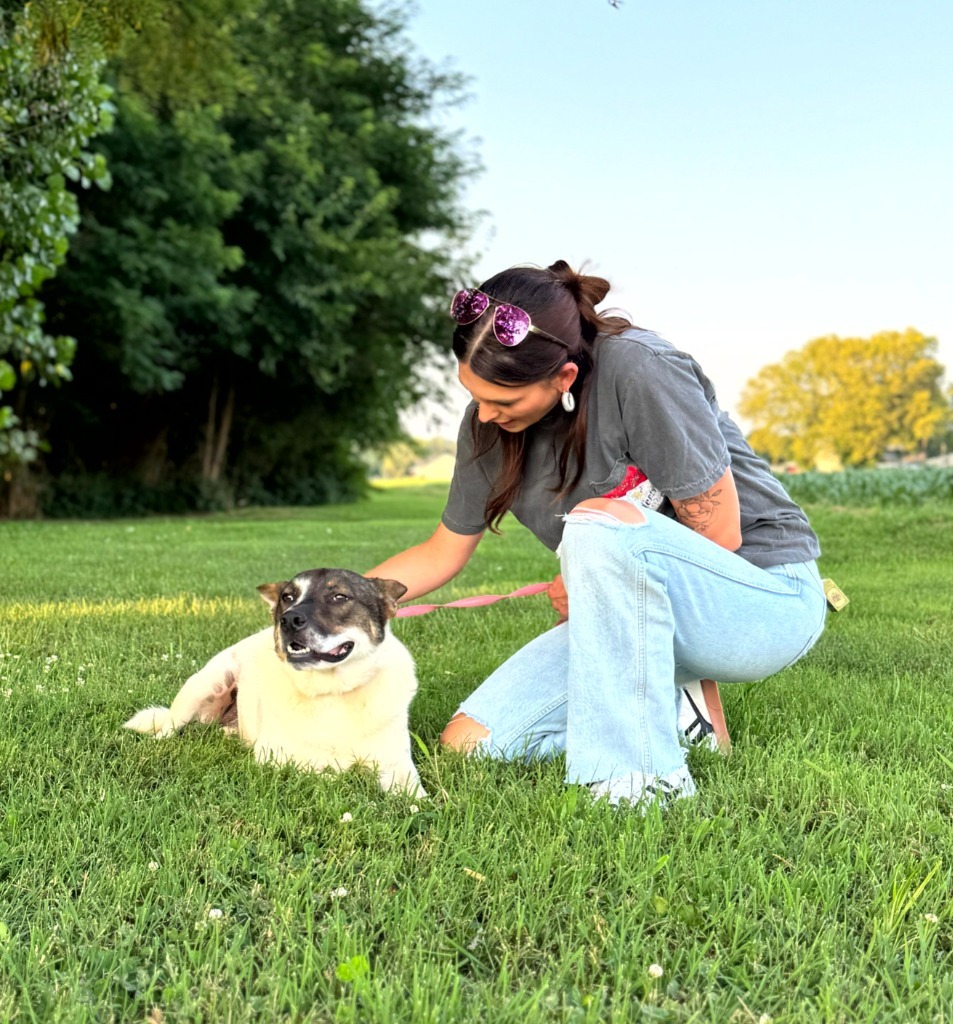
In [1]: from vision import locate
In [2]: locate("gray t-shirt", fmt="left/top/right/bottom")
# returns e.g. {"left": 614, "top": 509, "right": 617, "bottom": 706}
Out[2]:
{"left": 442, "top": 329, "right": 821, "bottom": 569}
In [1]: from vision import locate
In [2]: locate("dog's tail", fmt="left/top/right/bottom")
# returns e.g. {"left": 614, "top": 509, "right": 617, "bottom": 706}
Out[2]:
{"left": 124, "top": 706, "right": 177, "bottom": 738}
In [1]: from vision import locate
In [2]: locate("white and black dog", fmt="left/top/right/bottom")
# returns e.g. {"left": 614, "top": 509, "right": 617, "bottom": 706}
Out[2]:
{"left": 124, "top": 568, "right": 424, "bottom": 795}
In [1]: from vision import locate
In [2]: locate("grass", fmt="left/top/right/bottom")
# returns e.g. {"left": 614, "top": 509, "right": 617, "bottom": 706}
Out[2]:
{"left": 1, "top": 486, "right": 952, "bottom": 1022}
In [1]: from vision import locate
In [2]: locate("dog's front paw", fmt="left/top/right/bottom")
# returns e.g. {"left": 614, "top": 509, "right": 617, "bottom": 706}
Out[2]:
{"left": 124, "top": 706, "right": 177, "bottom": 738}
{"left": 380, "top": 769, "right": 427, "bottom": 799}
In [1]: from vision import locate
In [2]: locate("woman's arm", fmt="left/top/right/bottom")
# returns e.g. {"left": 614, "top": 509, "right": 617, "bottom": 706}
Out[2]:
{"left": 669, "top": 466, "right": 742, "bottom": 551}
{"left": 365, "top": 523, "right": 484, "bottom": 601}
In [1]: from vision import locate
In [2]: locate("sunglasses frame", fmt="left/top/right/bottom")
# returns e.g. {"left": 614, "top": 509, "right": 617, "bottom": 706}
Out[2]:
{"left": 450, "top": 289, "right": 570, "bottom": 349}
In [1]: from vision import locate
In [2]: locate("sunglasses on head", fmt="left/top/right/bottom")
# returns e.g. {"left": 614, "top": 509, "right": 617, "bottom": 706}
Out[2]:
{"left": 450, "top": 289, "right": 570, "bottom": 349}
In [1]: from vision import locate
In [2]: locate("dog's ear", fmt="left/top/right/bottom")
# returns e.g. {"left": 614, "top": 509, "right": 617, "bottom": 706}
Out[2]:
{"left": 257, "top": 582, "right": 286, "bottom": 610}
{"left": 368, "top": 577, "right": 408, "bottom": 619}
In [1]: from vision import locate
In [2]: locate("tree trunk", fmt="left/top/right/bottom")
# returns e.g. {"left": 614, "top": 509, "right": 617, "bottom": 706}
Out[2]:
{"left": 1, "top": 466, "right": 41, "bottom": 519}
{"left": 202, "top": 377, "right": 235, "bottom": 482}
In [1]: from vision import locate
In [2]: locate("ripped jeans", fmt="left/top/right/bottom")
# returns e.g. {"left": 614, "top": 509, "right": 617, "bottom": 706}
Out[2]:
{"left": 457, "top": 505, "right": 827, "bottom": 785}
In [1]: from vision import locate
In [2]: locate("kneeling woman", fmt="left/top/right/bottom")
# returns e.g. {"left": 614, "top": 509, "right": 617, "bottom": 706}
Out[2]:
{"left": 366, "top": 260, "right": 826, "bottom": 806}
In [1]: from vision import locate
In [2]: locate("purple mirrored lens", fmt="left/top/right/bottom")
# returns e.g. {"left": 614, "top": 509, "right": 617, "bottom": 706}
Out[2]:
{"left": 493, "top": 303, "right": 531, "bottom": 347}
{"left": 450, "top": 289, "right": 489, "bottom": 324}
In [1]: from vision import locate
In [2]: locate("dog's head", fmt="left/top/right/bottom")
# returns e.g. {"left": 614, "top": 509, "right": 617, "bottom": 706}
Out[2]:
{"left": 257, "top": 568, "right": 407, "bottom": 672}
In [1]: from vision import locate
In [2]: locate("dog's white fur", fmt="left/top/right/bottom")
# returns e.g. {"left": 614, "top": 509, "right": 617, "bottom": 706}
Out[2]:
{"left": 124, "top": 597, "right": 423, "bottom": 796}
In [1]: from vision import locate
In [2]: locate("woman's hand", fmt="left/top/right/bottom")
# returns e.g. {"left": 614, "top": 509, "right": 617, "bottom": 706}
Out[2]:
{"left": 548, "top": 573, "right": 569, "bottom": 623}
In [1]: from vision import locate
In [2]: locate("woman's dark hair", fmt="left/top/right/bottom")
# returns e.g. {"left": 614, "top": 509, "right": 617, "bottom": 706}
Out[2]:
{"left": 453, "top": 260, "right": 635, "bottom": 531}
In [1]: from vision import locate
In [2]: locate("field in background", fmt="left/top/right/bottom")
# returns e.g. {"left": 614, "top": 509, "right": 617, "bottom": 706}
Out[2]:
{"left": 1, "top": 484, "right": 952, "bottom": 1022}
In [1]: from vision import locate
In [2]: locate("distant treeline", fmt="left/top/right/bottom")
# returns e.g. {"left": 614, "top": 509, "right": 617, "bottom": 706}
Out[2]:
{"left": 779, "top": 467, "right": 953, "bottom": 506}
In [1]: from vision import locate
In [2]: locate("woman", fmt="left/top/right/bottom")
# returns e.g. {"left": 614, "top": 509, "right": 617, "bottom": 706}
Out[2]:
{"left": 367, "top": 260, "right": 826, "bottom": 806}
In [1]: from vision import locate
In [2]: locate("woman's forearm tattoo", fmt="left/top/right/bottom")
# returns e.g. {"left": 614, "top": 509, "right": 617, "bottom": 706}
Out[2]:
{"left": 673, "top": 486, "right": 722, "bottom": 535}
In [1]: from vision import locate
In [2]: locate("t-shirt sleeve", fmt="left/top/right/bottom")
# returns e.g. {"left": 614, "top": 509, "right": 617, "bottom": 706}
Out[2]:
{"left": 619, "top": 349, "right": 730, "bottom": 500}
{"left": 441, "top": 406, "right": 491, "bottom": 536}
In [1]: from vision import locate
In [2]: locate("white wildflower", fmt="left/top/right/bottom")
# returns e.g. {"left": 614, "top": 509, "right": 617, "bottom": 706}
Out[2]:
{"left": 330, "top": 886, "right": 348, "bottom": 899}
{"left": 924, "top": 913, "right": 939, "bottom": 924}
{"left": 409, "top": 805, "right": 420, "bottom": 815}
{"left": 340, "top": 812, "right": 353, "bottom": 823}
{"left": 208, "top": 908, "right": 224, "bottom": 920}
{"left": 148, "top": 861, "right": 159, "bottom": 873}
{"left": 647, "top": 963, "right": 664, "bottom": 979}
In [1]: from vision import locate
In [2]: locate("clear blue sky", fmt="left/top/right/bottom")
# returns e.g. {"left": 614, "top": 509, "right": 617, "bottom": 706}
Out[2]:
{"left": 397, "top": 0, "right": 952, "bottom": 436}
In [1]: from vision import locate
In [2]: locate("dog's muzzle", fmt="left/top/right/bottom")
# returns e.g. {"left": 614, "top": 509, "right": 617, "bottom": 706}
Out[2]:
{"left": 279, "top": 609, "right": 354, "bottom": 664}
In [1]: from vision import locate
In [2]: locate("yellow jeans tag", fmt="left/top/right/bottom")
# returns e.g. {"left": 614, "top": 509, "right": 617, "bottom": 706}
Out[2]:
{"left": 822, "top": 578, "right": 850, "bottom": 612}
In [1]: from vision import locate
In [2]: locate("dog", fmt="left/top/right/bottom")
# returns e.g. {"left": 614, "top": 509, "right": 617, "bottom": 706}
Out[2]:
{"left": 124, "top": 568, "right": 424, "bottom": 795}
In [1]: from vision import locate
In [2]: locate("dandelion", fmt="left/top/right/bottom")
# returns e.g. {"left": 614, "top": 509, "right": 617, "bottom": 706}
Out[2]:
{"left": 340, "top": 812, "right": 353, "bottom": 823}
{"left": 647, "top": 963, "right": 664, "bottom": 979}
{"left": 758, "top": 1015, "right": 773, "bottom": 1024}
{"left": 330, "top": 886, "right": 348, "bottom": 899}
{"left": 208, "top": 908, "right": 224, "bottom": 920}
{"left": 148, "top": 861, "right": 159, "bottom": 873}
{"left": 924, "top": 913, "right": 939, "bottom": 924}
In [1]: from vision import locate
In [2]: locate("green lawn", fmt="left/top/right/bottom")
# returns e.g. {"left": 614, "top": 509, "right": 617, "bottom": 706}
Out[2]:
{"left": 1, "top": 487, "right": 952, "bottom": 1022}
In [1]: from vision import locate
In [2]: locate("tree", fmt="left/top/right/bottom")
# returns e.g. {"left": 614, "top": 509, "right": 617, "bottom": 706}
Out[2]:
{"left": 0, "top": 5, "right": 112, "bottom": 491}
{"left": 739, "top": 330, "right": 950, "bottom": 468}
{"left": 0, "top": 0, "right": 256, "bottom": 512}
{"left": 33, "top": 0, "right": 475, "bottom": 512}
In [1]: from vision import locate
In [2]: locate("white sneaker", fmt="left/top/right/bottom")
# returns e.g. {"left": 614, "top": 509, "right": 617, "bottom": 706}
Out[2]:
{"left": 590, "top": 764, "right": 697, "bottom": 809}
{"left": 678, "top": 679, "right": 731, "bottom": 753}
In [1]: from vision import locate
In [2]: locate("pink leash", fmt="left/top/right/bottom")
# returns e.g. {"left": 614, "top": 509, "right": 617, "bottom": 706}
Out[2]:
{"left": 395, "top": 582, "right": 550, "bottom": 618}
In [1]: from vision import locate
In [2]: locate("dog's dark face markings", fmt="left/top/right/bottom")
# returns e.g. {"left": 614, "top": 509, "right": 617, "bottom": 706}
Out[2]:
{"left": 257, "top": 568, "right": 407, "bottom": 670}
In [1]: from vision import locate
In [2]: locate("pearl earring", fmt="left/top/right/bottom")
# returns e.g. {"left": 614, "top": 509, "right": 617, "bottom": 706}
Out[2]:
{"left": 561, "top": 390, "right": 576, "bottom": 413}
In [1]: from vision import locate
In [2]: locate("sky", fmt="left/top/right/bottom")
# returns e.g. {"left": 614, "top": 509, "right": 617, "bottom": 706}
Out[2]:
{"left": 395, "top": 0, "right": 953, "bottom": 438}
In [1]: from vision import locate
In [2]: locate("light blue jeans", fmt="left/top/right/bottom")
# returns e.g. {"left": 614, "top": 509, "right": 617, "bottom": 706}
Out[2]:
{"left": 458, "top": 505, "right": 827, "bottom": 785}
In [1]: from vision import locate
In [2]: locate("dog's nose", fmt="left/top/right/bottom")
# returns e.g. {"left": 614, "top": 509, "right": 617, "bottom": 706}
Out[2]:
{"left": 280, "top": 611, "right": 307, "bottom": 632}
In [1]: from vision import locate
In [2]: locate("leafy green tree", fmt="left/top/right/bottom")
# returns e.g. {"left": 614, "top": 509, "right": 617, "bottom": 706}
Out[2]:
{"left": 739, "top": 330, "right": 950, "bottom": 468}
{"left": 0, "top": 0, "right": 254, "bottom": 512}
{"left": 0, "top": 6, "right": 112, "bottom": 486}
{"left": 35, "top": 0, "right": 474, "bottom": 512}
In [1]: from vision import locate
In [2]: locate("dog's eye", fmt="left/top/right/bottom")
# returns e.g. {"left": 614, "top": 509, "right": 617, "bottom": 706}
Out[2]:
{"left": 330, "top": 593, "right": 350, "bottom": 603}
{"left": 281, "top": 592, "right": 294, "bottom": 603}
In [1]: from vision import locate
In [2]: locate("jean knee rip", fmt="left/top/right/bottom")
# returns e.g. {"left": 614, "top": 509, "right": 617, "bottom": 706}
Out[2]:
{"left": 561, "top": 508, "right": 649, "bottom": 528}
